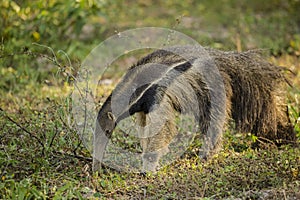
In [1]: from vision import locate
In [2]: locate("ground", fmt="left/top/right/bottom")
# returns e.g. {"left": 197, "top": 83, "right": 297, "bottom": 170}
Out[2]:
{"left": 0, "top": 0, "right": 300, "bottom": 199}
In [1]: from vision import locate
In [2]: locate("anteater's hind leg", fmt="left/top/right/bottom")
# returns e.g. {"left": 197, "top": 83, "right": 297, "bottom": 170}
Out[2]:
{"left": 274, "top": 95, "right": 296, "bottom": 144}
{"left": 250, "top": 91, "right": 296, "bottom": 145}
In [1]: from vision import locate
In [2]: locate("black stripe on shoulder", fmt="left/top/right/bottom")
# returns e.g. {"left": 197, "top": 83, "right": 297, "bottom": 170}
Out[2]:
{"left": 128, "top": 60, "right": 193, "bottom": 115}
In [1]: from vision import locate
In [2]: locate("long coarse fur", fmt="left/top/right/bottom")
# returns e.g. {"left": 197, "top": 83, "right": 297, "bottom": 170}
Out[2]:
{"left": 93, "top": 45, "right": 296, "bottom": 172}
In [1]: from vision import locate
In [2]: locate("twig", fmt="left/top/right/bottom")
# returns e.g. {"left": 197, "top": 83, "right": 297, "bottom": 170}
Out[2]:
{"left": 31, "top": 43, "right": 85, "bottom": 100}
{"left": 53, "top": 150, "right": 92, "bottom": 162}
{"left": 32, "top": 43, "right": 60, "bottom": 66}
{"left": 57, "top": 50, "right": 73, "bottom": 69}
{"left": 0, "top": 107, "right": 45, "bottom": 149}
{"left": 256, "top": 136, "right": 277, "bottom": 146}
{"left": 49, "top": 123, "right": 60, "bottom": 148}
{"left": 1, "top": 45, "right": 93, "bottom": 157}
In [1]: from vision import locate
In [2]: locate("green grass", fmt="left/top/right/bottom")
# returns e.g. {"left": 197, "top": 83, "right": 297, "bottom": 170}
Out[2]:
{"left": 0, "top": 52, "right": 299, "bottom": 199}
{"left": 1, "top": 0, "right": 300, "bottom": 199}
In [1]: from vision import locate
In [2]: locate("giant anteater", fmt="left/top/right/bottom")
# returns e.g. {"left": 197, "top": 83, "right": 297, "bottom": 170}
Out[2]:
{"left": 92, "top": 46, "right": 296, "bottom": 172}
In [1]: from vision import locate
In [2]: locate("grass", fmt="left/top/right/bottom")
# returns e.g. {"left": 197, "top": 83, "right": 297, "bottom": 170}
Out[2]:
{"left": 1, "top": 0, "right": 300, "bottom": 199}
{"left": 0, "top": 51, "right": 299, "bottom": 199}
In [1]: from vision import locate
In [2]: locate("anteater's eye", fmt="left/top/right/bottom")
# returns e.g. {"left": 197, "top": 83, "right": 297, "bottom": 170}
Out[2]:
{"left": 107, "top": 112, "right": 115, "bottom": 121}
{"left": 105, "top": 129, "right": 111, "bottom": 136}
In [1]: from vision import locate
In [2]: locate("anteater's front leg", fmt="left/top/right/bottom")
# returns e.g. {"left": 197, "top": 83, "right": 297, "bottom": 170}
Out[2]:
{"left": 136, "top": 111, "right": 176, "bottom": 172}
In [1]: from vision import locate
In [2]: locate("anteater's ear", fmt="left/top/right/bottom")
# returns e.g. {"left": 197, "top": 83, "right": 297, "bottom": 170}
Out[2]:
{"left": 107, "top": 112, "right": 115, "bottom": 121}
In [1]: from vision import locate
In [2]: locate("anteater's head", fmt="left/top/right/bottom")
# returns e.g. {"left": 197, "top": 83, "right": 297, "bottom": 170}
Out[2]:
{"left": 92, "top": 94, "right": 117, "bottom": 172}
{"left": 96, "top": 95, "right": 116, "bottom": 138}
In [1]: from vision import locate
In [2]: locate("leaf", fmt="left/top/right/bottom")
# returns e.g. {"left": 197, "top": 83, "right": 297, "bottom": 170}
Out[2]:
{"left": 10, "top": 1, "right": 20, "bottom": 13}
{"left": 32, "top": 31, "right": 41, "bottom": 41}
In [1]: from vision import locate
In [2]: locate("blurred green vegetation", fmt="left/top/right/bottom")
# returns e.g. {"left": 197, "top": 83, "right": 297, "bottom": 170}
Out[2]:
{"left": 1, "top": 0, "right": 300, "bottom": 58}
{"left": 0, "top": 0, "right": 299, "bottom": 92}
{"left": 0, "top": 0, "right": 300, "bottom": 199}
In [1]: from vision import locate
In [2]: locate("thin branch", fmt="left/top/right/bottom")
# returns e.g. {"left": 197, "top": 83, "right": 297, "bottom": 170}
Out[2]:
{"left": 0, "top": 107, "right": 45, "bottom": 149}
{"left": 57, "top": 50, "right": 73, "bottom": 69}
{"left": 49, "top": 123, "right": 60, "bottom": 148}
{"left": 32, "top": 43, "right": 60, "bottom": 66}
{"left": 53, "top": 150, "right": 92, "bottom": 162}
{"left": 256, "top": 136, "right": 277, "bottom": 146}
{"left": 1, "top": 46, "right": 94, "bottom": 156}
{"left": 57, "top": 109, "right": 83, "bottom": 155}
{"left": 31, "top": 44, "right": 87, "bottom": 107}
{"left": 1, "top": 45, "right": 88, "bottom": 106}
